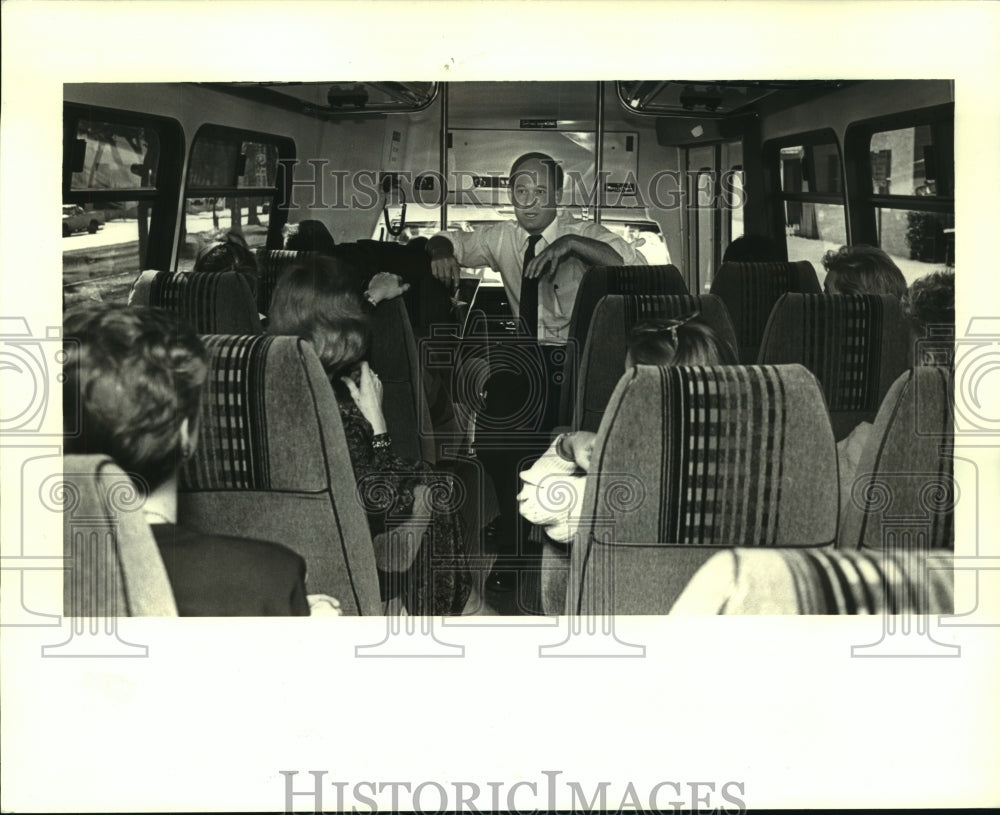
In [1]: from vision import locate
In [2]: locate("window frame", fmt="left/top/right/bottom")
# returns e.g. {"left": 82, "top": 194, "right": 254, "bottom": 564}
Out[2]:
{"left": 183, "top": 123, "right": 296, "bottom": 253}
{"left": 62, "top": 102, "right": 185, "bottom": 271}
{"left": 843, "top": 102, "right": 955, "bottom": 247}
{"left": 763, "top": 127, "right": 848, "bottom": 249}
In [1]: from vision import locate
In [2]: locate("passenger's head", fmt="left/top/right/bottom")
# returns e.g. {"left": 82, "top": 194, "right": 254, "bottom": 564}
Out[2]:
{"left": 508, "top": 152, "right": 563, "bottom": 235}
{"left": 723, "top": 234, "right": 783, "bottom": 263}
{"left": 267, "top": 255, "right": 369, "bottom": 378}
{"left": 903, "top": 270, "right": 955, "bottom": 367}
{"left": 285, "top": 220, "right": 337, "bottom": 255}
{"left": 194, "top": 230, "right": 257, "bottom": 275}
{"left": 63, "top": 303, "right": 208, "bottom": 492}
{"left": 625, "top": 315, "right": 738, "bottom": 368}
{"left": 822, "top": 244, "right": 906, "bottom": 298}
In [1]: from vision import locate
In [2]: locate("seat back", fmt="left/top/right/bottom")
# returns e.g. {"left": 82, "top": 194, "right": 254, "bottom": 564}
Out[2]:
{"left": 62, "top": 455, "right": 178, "bottom": 617}
{"left": 567, "top": 364, "right": 839, "bottom": 615}
{"left": 840, "top": 366, "right": 955, "bottom": 551}
{"left": 573, "top": 293, "right": 738, "bottom": 432}
{"left": 367, "top": 297, "right": 437, "bottom": 462}
{"left": 670, "top": 548, "right": 953, "bottom": 614}
{"left": 758, "top": 293, "right": 912, "bottom": 439}
{"left": 178, "top": 335, "right": 381, "bottom": 615}
{"left": 559, "top": 264, "right": 687, "bottom": 425}
{"left": 709, "top": 260, "right": 820, "bottom": 362}
{"left": 332, "top": 239, "right": 456, "bottom": 342}
{"left": 129, "top": 270, "right": 262, "bottom": 334}
{"left": 255, "top": 249, "right": 315, "bottom": 314}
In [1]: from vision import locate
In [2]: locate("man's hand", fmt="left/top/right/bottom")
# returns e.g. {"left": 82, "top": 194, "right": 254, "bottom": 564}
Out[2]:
{"left": 430, "top": 254, "right": 461, "bottom": 292}
{"left": 523, "top": 235, "right": 577, "bottom": 280}
{"left": 427, "top": 235, "right": 461, "bottom": 291}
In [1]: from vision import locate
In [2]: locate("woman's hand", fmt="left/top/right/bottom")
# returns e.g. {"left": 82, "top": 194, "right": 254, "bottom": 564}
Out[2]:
{"left": 341, "top": 361, "right": 388, "bottom": 434}
{"left": 366, "top": 272, "right": 410, "bottom": 304}
{"left": 558, "top": 431, "right": 597, "bottom": 472}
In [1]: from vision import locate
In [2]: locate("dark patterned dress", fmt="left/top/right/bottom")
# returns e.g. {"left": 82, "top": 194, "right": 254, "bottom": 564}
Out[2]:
{"left": 334, "top": 386, "right": 473, "bottom": 615}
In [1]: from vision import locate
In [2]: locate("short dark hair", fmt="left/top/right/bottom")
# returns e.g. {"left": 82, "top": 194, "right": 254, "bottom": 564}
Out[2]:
{"left": 63, "top": 304, "right": 208, "bottom": 492}
{"left": 509, "top": 152, "right": 564, "bottom": 191}
{"left": 723, "top": 234, "right": 783, "bottom": 263}
{"left": 822, "top": 244, "right": 906, "bottom": 298}
{"left": 627, "top": 315, "right": 738, "bottom": 367}
{"left": 267, "top": 255, "right": 369, "bottom": 378}
{"left": 285, "top": 220, "right": 337, "bottom": 255}
{"left": 194, "top": 230, "right": 257, "bottom": 275}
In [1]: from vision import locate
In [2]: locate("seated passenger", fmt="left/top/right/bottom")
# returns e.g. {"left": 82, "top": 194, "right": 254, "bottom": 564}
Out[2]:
{"left": 821, "top": 244, "right": 907, "bottom": 298}
{"left": 266, "top": 257, "right": 479, "bottom": 615}
{"left": 194, "top": 229, "right": 257, "bottom": 275}
{"left": 823, "top": 247, "right": 913, "bottom": 514}
{"left": 722, "top": 234, "right": 783, "bottom": 263}
{"left": 518, "top": 314, "right": 737, "bottom": 541}
{"left": 902, "top": 269, "right": 955, "bottom": 367}
{"left": 62, "top": 303, "right": 328, "bottom": 616}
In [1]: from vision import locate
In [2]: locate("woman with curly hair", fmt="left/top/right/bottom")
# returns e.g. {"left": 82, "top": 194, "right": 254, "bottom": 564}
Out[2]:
{"left": 267, "top": 254, "right": 482, "bottom": 615}
{"left": 62, "top": 303, "right": 321, "bottom": 616}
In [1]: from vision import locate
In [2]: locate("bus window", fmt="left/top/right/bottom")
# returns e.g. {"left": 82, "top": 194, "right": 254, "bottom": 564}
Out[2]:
{"left": 62, "top": 109, "right": 180, "bottom": 307}
{"left": 767, "top": 132, "right": 847, "bottom": 286}
{"left": 868, "top": 122, "right": 954, "bottom": 282}
{"left": 178, "top": 126, "right": 293, "bottom": 271}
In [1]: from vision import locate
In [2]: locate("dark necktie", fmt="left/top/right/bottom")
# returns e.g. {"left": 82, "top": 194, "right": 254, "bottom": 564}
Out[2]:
{"left": 519, "top": 234, "right": 543, "bottom": 338}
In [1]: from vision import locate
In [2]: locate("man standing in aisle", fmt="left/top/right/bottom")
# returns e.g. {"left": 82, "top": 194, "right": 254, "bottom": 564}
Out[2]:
{"left": 427, "top": 152, "right": 646, "bottom": 345}
{"left": 425, "top": 152, "right": 647, "bottom": 601}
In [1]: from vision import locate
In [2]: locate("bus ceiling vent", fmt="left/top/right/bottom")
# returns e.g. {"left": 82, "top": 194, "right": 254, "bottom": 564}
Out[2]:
{"left": 327, "top": 84, "right": 368, "bottom": 110}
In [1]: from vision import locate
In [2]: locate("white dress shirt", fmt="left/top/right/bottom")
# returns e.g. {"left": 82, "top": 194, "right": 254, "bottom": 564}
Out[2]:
{"left": 437, "top": 211, "right": 646, "bottom": 344}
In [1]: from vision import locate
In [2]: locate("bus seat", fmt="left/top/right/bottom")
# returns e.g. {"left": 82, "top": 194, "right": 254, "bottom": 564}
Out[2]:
{"left": 559, "top": 264, "right": 687, "bottom": 426}
{"left": 563, "top": 364, "right": 838, "bottom": 615}
{"left": 62, "top": 455, "right": 178, "bottom": 617}
{"left": 572, "top": 293, "right": 737, "bottom": 432}
{"left": 178, "top": 335, "right": 383, "bottom": 615}
{"left": 709, "top": 260, "right": 820, "bottom": 363}
{"left": 332, "top": 239, "right": 456, "bottom": 340}
{"left": 254, "top": 249, "right": 314, "bottom": 314}
{"left": 129, "top": 270, "right": 262, "bottom": 334}
{"left": 368, "top": 297, "right": 438, "bottom": 463}
{"left": 670, "top": 548, "right": 953, "bottom": 614}
{"left": 758, "top": 293, "right": 911, "bottom": 440}
{"left": 840, "top": 366, "right": 954, "bottom": 551}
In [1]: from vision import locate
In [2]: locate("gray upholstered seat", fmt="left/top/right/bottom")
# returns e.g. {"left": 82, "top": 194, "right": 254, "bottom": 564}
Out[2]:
{"left": 572, "top": 293, "right": 738, "bottom": 432}
{"left": 561, "top": 364, "right": 839, "bottom": 615}
{"left": 670, "top": 548, "right": 954, "bottom": 614}
{"left": 709, "top": 260, "right": 820, "bottom": 363}
{"left": 62, "top": 455, "right": 178, "bottom": 617}
{"left": 177, "top": 335, "right": 385, "bottom": 615}
{"left": 758, "top": 293, "right": 912, "bottom": 440}
{"left": 129, "top": 270, "right": 262, "bottom": 334}
{"left": 559, "top": 264, "right": 688, "bottom": 426}
{"left": 254, "top": 249, "right": 314, "bottom": 315}
{"left": 840, "top": 366, "right": 954, "bottom": 551}
{"left": 368, "top": 297, "right": 438, "bottom": 463}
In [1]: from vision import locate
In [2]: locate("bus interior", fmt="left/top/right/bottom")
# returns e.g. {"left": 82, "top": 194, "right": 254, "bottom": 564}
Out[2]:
{"left": 60, "top": 78, "right": 957, "bottom": 617}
